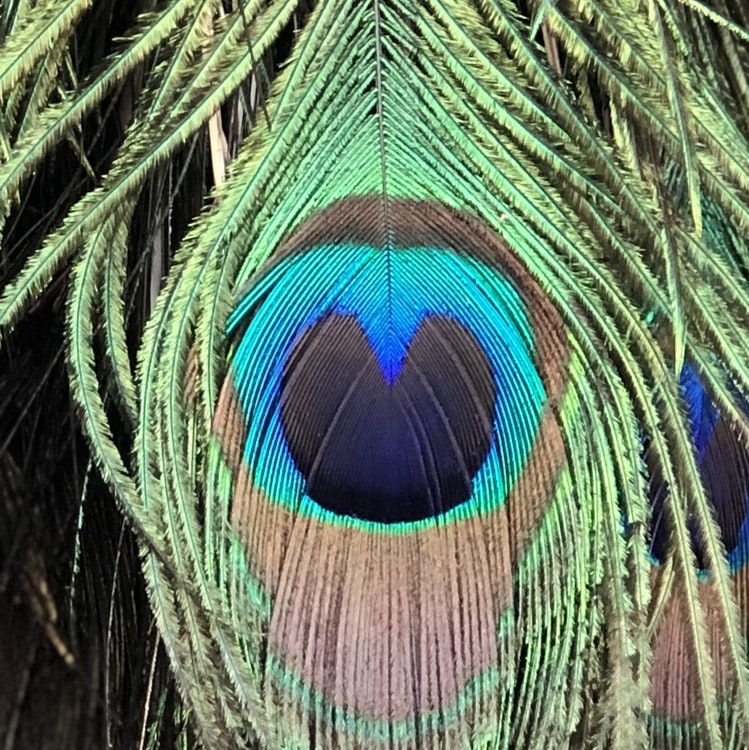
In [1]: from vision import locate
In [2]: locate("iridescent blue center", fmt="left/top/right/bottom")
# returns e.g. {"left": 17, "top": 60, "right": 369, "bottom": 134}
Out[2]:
{"left": 649, "top": 364, "right": 749, "bottom": 570}
{"left": 229, "top": 244, "right": 547, "bottom": 526}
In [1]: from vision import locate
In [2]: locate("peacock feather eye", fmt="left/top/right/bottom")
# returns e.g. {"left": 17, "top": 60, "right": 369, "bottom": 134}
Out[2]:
{"left": 213, "top": 196, "right": 570, "bottom": 745}
{"left": 646, "top": 363, "right": 749, "bottom": 737}
{"left": 647, "top": 364, "right": 749, "bottom": 572}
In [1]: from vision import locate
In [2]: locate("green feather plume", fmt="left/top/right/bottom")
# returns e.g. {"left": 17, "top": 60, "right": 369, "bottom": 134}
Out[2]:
{"left": 1, "top": 1, "right": 749, "bottom": 748}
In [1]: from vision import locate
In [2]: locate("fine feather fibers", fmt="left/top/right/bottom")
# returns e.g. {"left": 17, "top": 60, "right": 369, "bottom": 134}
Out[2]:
{"left": 1, "top": 0, "right": 749, "bottom": 748}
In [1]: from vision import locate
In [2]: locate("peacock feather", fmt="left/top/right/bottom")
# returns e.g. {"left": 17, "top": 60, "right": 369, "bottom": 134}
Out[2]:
{"left": 1, "top": 0, "right": 749, "bottom": 748}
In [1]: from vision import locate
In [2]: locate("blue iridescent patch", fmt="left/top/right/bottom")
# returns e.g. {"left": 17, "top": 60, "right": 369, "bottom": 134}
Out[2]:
{"left": 229, "top": 244, "right": 546, "bottom": 526}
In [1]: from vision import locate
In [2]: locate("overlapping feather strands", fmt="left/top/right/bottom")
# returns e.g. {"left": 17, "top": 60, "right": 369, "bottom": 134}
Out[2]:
{"left": 2, "top": 0, "right": 749, "bottom": 748}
